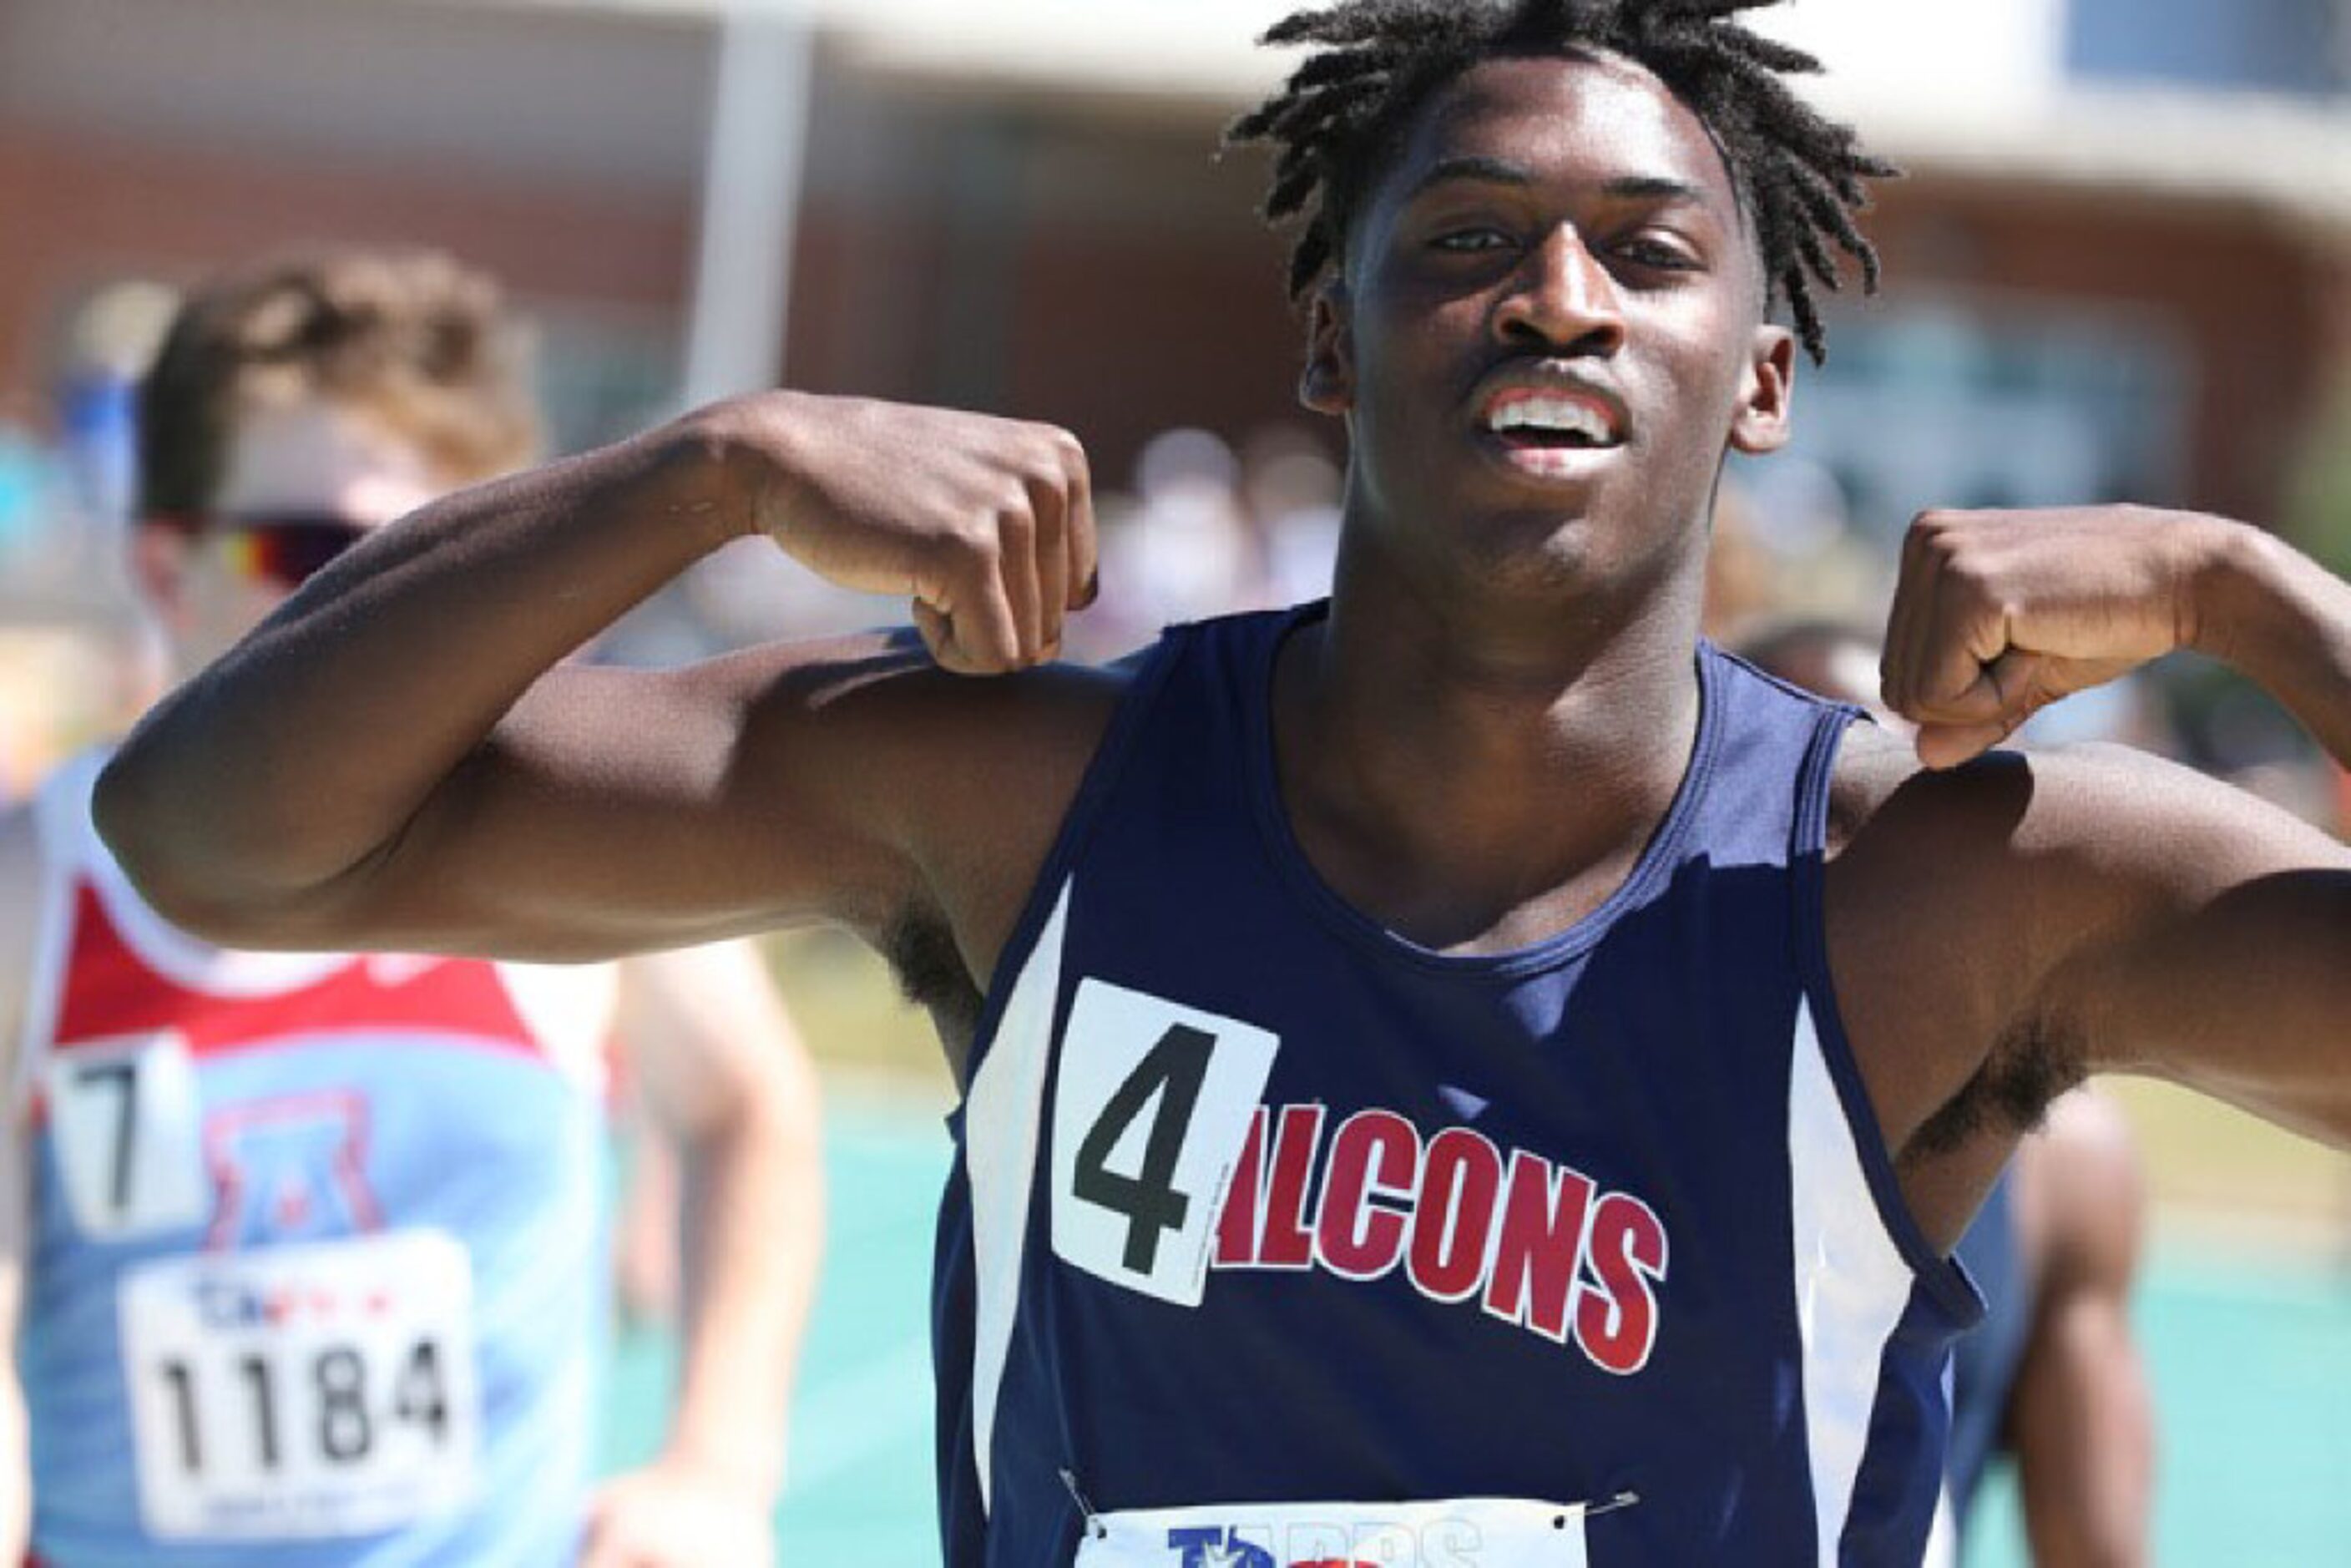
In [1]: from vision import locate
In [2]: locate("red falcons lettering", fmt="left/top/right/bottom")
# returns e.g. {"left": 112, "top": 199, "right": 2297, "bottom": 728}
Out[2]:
{"left": 1314, "top": 1111, "right": 1418, "bottom": 1279}
{"left": 1484, "top": 1149, "right": 1595, "bottom": 1343}
{"left": 1212, "top": 1103, "right": 1669, "bottom": 1375}
{"left": 1575, "top": 1191, "right": 1671, "bottom": 1374}
{"left": 1408, "top": 1129, "right": 1504, "bottom": 1302}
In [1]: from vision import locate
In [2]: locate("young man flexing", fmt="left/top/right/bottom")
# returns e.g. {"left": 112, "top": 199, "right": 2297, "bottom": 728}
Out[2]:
{"left": 92, "top": 3, "right": 2351, "bottom": 1564}
{"left": 0, "top": 250, "right": 822, "bottom": 1566}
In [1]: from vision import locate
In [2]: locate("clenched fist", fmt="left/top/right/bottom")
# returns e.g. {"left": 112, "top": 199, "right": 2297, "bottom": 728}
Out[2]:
{"left": 1879, "top": 505, "right": 2236, "bottom": 769}
{"left": 694, "top": 392, "right": 1099, "bottom": 675}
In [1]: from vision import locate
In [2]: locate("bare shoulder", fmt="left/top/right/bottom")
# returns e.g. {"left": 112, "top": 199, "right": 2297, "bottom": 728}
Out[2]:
{"left": 701, "top": 626, "right": 1140, "bottom": 976}
{"left": 1831, "top": 726, "right": 2343, "bottom": 884}
{"left": 1820, "top": 728, "right": 2060, "bottom": 1231}
{"left": 715, "top": 626, "right": 1132, "bottom": 806}
{"left": 386, "top": 625, "right": 1140, "bottom": 979}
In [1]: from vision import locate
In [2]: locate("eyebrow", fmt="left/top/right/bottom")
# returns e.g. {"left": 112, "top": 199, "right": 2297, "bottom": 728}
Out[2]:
{"left": 1401, "top": 157, "right": 1714, "bottom": 210}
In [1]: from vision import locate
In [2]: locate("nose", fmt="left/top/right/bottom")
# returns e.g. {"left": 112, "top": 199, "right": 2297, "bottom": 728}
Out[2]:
{"left": 1494, "top": 225, "right": 1625, "bottom": 356}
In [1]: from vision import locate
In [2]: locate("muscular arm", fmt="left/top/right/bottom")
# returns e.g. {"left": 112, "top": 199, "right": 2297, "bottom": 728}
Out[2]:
{"left": 92, "top": 394, "right": 1100, "bottom": 971}
{"left": 2008, "top": 1094, "right": 2153, "bottom": 1568}
{"left": 1873, "top": 509, "right": 2351, "bottom": 1152}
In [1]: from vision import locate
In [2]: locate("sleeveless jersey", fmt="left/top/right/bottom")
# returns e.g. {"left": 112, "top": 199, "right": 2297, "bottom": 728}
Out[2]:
{"left": 13, "top": 751, "right": 615, "bottom": 1567}
{"left": 932, "top": 605, "right": 1984, "bottom": 1568}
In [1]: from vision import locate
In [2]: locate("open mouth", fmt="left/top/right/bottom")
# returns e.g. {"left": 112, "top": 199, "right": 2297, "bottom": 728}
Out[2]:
{"left": 1479, "top": 390, "right": 1624, "bottom": 453}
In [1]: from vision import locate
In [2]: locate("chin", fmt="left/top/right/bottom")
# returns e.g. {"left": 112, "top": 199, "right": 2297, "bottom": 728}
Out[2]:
{"left": 1439, "top": 511, "right": 1609, "bottom": 601}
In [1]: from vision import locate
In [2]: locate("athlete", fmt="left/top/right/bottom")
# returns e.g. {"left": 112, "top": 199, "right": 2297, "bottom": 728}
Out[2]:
{"left": 1739, "top": 620, "right": 2155, "bottom": 1567}
{"left": 88, "top": 3, "right": 2351, "bottom": 1563}
{"left": 0, "top": 250, "right": 823, "bottom": 1566}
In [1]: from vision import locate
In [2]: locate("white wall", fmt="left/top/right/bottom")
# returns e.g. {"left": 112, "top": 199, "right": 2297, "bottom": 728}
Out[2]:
{"left": 1757, "top": 0, "right": 2070, "bottom": 123}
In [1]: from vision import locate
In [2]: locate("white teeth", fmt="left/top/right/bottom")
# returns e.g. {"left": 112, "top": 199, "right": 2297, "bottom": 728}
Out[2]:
{"left": 1486, "top": 396, "right": 1613, "bottom": 443}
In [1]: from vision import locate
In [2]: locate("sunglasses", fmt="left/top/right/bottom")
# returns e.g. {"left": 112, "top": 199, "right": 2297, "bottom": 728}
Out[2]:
{"left": 195, "top": 514, "right": 372, "bottom": 591}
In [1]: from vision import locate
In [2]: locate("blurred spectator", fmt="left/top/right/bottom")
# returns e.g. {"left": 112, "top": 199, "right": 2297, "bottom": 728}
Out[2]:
{"left": 1240, "top": 422, "right": 1344, "bottom": 609}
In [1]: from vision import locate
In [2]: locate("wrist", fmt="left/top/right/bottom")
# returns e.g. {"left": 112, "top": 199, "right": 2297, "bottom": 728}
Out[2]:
{"left": 2181, "top": 511, "right": 2285, "bottom": 668}
{"left": 657, "top": 1429, "right": 786, "bottom": 1506}
{"left": 659, "top": 398, "right": 788, "bottom": 553}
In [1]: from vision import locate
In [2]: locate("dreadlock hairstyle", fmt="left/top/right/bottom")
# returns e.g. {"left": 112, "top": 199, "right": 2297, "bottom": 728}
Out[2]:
{"left": 1226, "top": 0, "right": 1898, "bottom": 363}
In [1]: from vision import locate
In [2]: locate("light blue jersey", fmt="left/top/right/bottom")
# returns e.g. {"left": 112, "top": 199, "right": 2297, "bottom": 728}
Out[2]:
{"left": 14, "top": 754, "right": 615, "bottom": 1566}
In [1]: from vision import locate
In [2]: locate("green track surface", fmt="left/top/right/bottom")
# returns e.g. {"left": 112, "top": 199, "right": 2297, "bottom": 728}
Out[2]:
{"left": 603, "top": 1103, "right": 2351, "bottom": 1565}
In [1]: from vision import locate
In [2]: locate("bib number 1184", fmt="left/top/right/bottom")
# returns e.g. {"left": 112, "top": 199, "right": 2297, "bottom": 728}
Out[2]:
{"left": 1050, "top": 981, "right": 1277, "bottom": 1307}
{"left": 119, "top": 1231, "right": 480, "bottom": 1540}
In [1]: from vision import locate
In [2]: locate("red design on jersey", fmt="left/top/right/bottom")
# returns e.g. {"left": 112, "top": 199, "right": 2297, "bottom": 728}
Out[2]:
{"left": 1313, "top": 1110, "right": 1418, "bottom": 1280}
{"left": 203, "top": 1090, "right": 382, "bottom": 1250}
{"left": 1485, "top": 1148, "right": 1599, "bottom": 1345}
{"left": 1575, "top": 1191, "right": 1671, "bottom": 1375}
{"left": 50, "top": 882, "right": 539, "bottom": 1060}
{"left": 1213, "top": 1101, "right": 1671, "bottom": 1375}
{"left": 1408, "top": 1127, "right": 1505, "bottom": 1302}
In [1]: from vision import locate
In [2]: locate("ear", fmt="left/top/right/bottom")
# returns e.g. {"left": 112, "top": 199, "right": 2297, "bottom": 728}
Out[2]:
{"left": 1298, "top": 283, "right": 1356, "bottom": 417}
{"left": 1728, "top": 325, "right": 1797, "bottom": 455}
{"left": 129, "top": 521, "right": 195, "bottom": 629}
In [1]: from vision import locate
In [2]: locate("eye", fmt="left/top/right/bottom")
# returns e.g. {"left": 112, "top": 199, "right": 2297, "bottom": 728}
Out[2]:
{"left": 1430, "top": 226, "right": 1514, "bottom": 255}
{"left": 1615, "top": 235, "right": 1700, "bottom": 272}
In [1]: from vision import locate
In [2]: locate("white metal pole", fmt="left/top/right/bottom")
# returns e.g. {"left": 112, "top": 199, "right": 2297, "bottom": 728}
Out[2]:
{"left": 681, "top": 2, "right": 814, "bottom": 407}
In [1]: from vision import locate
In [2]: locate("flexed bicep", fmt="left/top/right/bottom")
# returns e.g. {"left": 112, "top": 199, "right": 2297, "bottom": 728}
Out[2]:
{"left": 2020, "top": 745, "right": 2351, "bottom": 1149}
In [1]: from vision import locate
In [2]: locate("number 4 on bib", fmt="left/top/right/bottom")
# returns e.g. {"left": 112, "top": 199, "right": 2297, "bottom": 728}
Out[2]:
{"left": 1051, "top": 981, "right": 1277, "bottom": 1307}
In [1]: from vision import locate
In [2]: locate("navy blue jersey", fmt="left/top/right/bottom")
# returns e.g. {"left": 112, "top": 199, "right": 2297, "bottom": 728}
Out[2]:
{"left": 933, "top": 605, "right": 1984, "bottom": 1567}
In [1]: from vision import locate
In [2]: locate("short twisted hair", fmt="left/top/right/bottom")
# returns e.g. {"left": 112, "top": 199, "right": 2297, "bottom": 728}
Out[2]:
{"left": 139, "top": 247, "right": 539, "bottom": 518}
{"left": 1227, "top": 0, "right": 1898, "bottom": 362}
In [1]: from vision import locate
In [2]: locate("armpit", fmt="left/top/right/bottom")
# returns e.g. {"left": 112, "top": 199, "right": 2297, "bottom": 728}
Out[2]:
{"left": 1905, "top": 1009, "right": 2089, "bottom": 1162}
{"left": 882, "top": 904, "right": 984, "bottom": 1070}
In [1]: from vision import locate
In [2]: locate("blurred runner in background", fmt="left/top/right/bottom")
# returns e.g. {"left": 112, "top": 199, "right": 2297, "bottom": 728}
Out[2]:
{"left": 0, "top": 248, "right": 823, "bottom": 1568}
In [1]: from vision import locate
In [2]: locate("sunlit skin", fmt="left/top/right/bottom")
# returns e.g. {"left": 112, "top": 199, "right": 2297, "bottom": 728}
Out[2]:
{"left": 1275, "top": 54, "right": 1796, "bottom": 953}
{"left": 1311, "top": 53, "right": 1790, "bottom": 615}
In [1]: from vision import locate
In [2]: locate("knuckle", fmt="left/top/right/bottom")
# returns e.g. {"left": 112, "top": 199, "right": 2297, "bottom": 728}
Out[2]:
{"left": 949, "top": 521, "right": 1001, "bottom": 569}
{"left": 1906, "top": 510, "right": 1960, "bottom": 551}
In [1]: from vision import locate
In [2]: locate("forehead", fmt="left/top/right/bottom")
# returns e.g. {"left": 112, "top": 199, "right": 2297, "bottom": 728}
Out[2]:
{"left": 1375, "top": 52, "right": 1740, "bottom": 219}
{"left": 213, "top": 402, "right": 441, "bottom": 526}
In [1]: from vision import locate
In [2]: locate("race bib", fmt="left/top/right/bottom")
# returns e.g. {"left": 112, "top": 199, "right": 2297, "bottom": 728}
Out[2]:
{"left": 118, "top": 1229, "right": 480, "bottom": 1540}
{"left": 46, "top": 1031, "right": 208, "bottom": 1238}
{"left": 1051, "top": 980, "right": 1279, "bottom": 1307}
{"left": 1074, "top": 1494, "right": 1615, "bottom": 1567}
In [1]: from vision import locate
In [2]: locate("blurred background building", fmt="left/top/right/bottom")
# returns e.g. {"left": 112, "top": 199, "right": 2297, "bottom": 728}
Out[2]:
{"left": 2, "top": 0, "right": 2345, "bottom": 651}
{"left": 2, "top": 2, "right": 2346, "bottom": 1560}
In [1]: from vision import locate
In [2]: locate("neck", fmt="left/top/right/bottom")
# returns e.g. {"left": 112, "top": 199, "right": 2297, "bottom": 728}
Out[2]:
{"left": 1271, "top": 527, "right": 1706, "bottom": 952}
